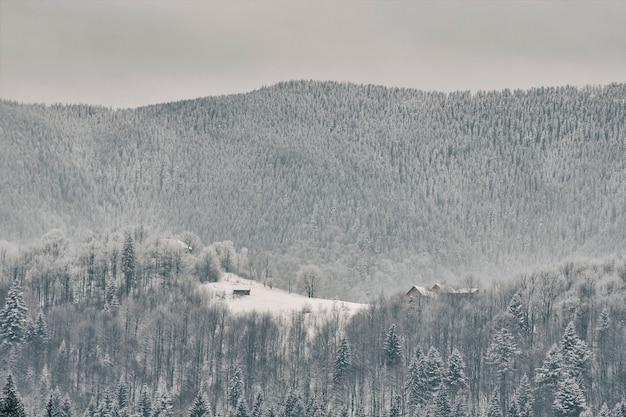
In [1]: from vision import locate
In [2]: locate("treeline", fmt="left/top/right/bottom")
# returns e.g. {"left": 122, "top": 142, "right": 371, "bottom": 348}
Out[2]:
{"left": 1, "top": 229, "right": 626, "bottom": 417}
{"left": 1, "top": 82, "right": 626, "bottom": 300}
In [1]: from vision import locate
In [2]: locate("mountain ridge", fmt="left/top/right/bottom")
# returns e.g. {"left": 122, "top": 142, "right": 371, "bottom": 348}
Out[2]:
{"left": 1, "top": 80, "right": 625, "bottom": 298}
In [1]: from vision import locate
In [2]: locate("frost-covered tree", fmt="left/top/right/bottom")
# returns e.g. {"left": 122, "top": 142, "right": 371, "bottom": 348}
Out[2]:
{"left": 1, "top": 375, "right": 26, "bottom": 417}
{"left": 509, "top": 375, "right": 534, "bottom": 417}
{"left": 0, "top": 280, "right": 29, "bottom": 347}
{"left": 228, "top": 367, "right": 244, "bottom": 409}
{"left": 137, "top": 385, "right": 152, "bottom": 417}
{"left": 553, "top": 377, "right": 586, "bottom": 417}
{"left": 446, "top": 348, "right": 467, "bottom": 397}
{"left": 121, "top": 234, "right": 135, "bottom": 296}
{"left": 508, "top": 293, "right": 528, "bottom": 333}
{"left": 486, "top": 327, "right": 520, "bottom": 413}
{"left": 383, "top": 325, "right": 402, "bottom": 368}
{"left": 485, "top": 390, "right": 501, "bottom": 417}
{"left": 333, "top": 337, "right": 351, "bottom": 385}
{"left": 187, "top": 393, "right": 210, "bottom": 417}
{"left": 424, "top": 347, "right": 444, "bottom": 395}
{"left": 434, "top": 386, "right": 451, "bottom": 417}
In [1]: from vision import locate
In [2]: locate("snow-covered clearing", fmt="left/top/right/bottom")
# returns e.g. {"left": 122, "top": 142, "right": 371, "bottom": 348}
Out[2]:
{"left": 199, "top": 273, "right": 367, "bottom": 316}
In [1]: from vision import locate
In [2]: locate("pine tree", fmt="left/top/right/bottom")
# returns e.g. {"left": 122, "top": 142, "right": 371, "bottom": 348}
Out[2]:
{"left": 485, "top": 390, "right": 501, "bottom": 417}
{"left": 559, "top": 322, "right": 590, "bottom": 382}
{"left": 509, "top": 375, "right": 534, "bottom": 417}
{"left": 137, "top": 385, "right": 152, "bottom": 417}
{"left": 446, "top": 348, "right": 467, "bottom": 395}
{"left": 61, "top": 395, "right": 73, "bottom": 417}
{"left": 188, "top": 393, "right": 210, "bottom": 417}
{"left": 434, "top": 386, "right": 451, "bottom": 417}
{"left": 424, "top": 346, "right": 444, "bottom": 396}
{"left": 153, "top": 390, "right": 174, "bottom": 417}
{"left": 333, "top": 337, "right": 351, "bottom": 385}
{"left": 383, "top": 324, "right": 402, "bottom": 368}
{"left": 406, "top": 351, "right": 427, "bottom": 408}
{"left": 282, "top": 390, "right": 303, "bottom": 417}
{"left": 389, "top": 395, "right": 401, "bottom": 417}
{"left": 121, "top": 234, "right": 136, "bottom": 296}
{"left": 236, "top": 401, "right": 249, "bottom": 417}
{"left": 228, "top": 367, "right": 244, "bottom": 409}
{"left": 553, "top": 377, "right": 586, "bottom": 417}
{"left": 0, "top": 375, "right": 27, "bottom": 417}
{"left": 251, "top": 394, "right": 263, "bottom": 417}
{"left": 535, "top": 344, "right": 563, "bottom": 388}
{"left": 0, "top": 280, "right": 29, "bottom": 347}
{"left": 508, "top": 293, "right": 528, "bottom": 333}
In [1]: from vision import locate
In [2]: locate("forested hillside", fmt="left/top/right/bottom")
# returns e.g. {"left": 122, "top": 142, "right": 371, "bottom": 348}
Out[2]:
{"left": 1, "top": 228, "right": 625, "bottom": 417}
{"left": 1, "top": 81, "right": 626, "bottom": 299}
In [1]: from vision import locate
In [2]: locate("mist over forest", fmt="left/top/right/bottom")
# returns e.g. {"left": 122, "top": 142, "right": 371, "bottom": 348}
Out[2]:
{"left": 1, "top": 81, "right": 626, "bottom": 417}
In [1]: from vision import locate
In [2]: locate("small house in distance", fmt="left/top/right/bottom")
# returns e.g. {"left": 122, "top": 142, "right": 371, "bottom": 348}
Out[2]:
{"left": 406, "top": 283, "right": 479, "bottom": 302}
{"left": 406, "top": 285, "right": 436, "bottom": 299}
{"left": 233, "top": 289, "right": 251, "bottom": 296}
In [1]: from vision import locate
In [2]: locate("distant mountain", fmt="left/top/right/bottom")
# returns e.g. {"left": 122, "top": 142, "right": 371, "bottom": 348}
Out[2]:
{"left": 1, "top": 81, "right": 625, "bottom": 296}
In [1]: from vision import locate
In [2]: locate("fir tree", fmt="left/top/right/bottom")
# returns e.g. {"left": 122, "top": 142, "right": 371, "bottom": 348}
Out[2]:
{"left": 251, "top": 394, "right": 263, "bottom": 417}
{"left": 559, "top": 322, "right": 590, "bottom": 382}
{"left": 282, "top": 390, "right": 303, "bottom": 417}
{"left": 188, "top": 393, "right": 210, "bottom": 417}
{"left": 121, "top": 234, "right": 136, "bottom": 296}
{"left": 508, "top": 293, "right": 528, "bottom": 333}
{"left": 61, "top": 395, "right": 73, "bottom": 417}
{"left": 0, "top": 280, "right": 29, "bottom": 347}
{"left": 153, "top": 390, "right": 174, "bottom": 417}
{"left": 137, "top": 385, "right": 152, "bottom": 417}
{"left": 235, "top": 401, "right": 249, "bottom": 417}
{"left": 485, "top": 390, "right": 501, "bottom": 417}
{"left": 0, "top": 375, "right": 27, "bottom": 417}
{"left": 333, "top": 337, "right": 351, "bottom": 385}
{"left": 553, "top": 377, "right": 586, "bottom": 417}
{"left": 228, "top": 367, "right": 244, "bottom": 409}
{"left": 509, "top": 375, "right": 534, "bottom": 417}
{"left": 434, "top": 386, "right": 451, "bottom": 417}
{"left": 446, "top": 348, "right": 467, "bottom": 395}
{"left": 424, "top": 347, "right": 444, "bottom": 397}
{"left": 383, "top": 324, "right": 402, "bottom": 368}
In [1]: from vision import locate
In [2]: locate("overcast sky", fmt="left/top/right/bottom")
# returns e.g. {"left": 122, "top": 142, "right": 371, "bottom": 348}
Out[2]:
{"left": 1, "top": 1, "right": 625, "bottom": 109}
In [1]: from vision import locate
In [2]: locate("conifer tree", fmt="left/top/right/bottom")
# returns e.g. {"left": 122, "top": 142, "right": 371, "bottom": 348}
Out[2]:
{"left": 434, "top": 386, "right": 451, "bottom": 417}
{"left": 188, "top": 393, "right": 210, "bottom": 417}
{"left": 553, "top": 377, "right": 586, "bottom": 417}
{"left": 0, "top": 280, "right": 29, "bottom": 347}
{"left": 0, "top": 375, "right": 27, "bottom": 417}
{"left": 121, "top": 234, "right": 136, "bottom": 296}
{"left": 251, "top": 394, "right": 263, "bottom": 417}
{"left": 508, "top": 293, "right": 528, "bottom": 333}
{"left": 486, "top": 390, "right": 501, "bottom": 417}
{"left": 383, "top": 324, "right": 402, "bottom": 368}
{"left": 228, "top": 367, "right": 244, "bottom": 409}
{"left": 333, "top": 337, "right": 351, "bottom": 385}
{"left": 137, "top": 385, "right": 152, "bottom": 417}
{"left": 509, "top": 375, "right": 534, "bottom": 417}
{"left": 424, "top": 347, "right": 444, "bottom": 398}
{"left": 235, "top": 401, "right": 249, "bottom": 417}
{"left": 446, "top": 348, "right": 467, "bottom": 398}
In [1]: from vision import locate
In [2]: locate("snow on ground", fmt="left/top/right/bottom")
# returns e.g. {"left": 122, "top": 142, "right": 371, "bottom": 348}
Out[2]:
{"left": 199, "top": 273, "right": 367, "bottom": 316}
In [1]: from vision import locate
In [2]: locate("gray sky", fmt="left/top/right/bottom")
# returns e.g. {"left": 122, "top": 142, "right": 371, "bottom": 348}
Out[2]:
{"left": 1, "top": 1, "right": 625, "bottom": 109}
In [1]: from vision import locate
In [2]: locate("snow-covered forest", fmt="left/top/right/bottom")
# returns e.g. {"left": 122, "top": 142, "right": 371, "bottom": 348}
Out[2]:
{"left": 1, "top": 81, "right": 626, "bottom": 416}
{"left": 1, "top": 228, "right": 626, "bottom": 416}
{"left": 1, "top": 82, "right": 626, "bottom": 299}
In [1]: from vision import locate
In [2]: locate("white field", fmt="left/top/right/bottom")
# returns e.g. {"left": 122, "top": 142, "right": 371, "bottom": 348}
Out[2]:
{"left": 199, "top": 273, "right": 367, "bottom": 316}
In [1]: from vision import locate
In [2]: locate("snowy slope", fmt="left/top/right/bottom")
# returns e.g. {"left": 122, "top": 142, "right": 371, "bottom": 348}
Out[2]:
{"left": 199, "top": 273, "right": 367, "bottom": 316}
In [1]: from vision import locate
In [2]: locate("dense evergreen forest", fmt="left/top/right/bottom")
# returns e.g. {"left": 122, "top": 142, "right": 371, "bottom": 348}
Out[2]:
{"left": 1, "top": 81, "right": 626, "bottom": 299}
{"left": 1, "top": 228, "right": 626, "bottom": 417}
